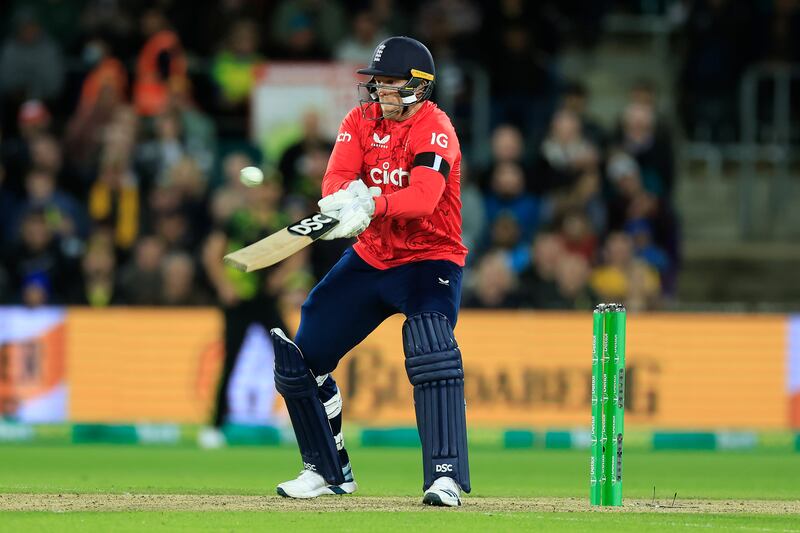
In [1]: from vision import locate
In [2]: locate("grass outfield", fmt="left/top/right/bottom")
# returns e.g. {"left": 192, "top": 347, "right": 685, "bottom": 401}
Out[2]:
{"left": 1, "top": 445, "right": 799, "bottom": 531}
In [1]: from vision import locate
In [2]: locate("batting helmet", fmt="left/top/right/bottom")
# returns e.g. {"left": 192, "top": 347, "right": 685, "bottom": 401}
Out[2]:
{"left": 357, "top": 36, "right": 436, "bottom": 115}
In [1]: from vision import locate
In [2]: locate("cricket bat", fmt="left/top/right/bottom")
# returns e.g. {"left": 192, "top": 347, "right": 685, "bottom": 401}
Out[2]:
{"left": 223, "top": 212, "right": 339, "bottom": 272}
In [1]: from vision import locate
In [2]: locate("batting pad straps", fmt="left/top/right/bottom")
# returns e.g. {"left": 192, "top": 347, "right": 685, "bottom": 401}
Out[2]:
{"left": 412, "top": 152, "right": 450, "bottom": 180}
{"left": 404, "top": 316, "right": 462, "bottom": 385}
{"left": 403, "top": 312, "right": 471, "bottom": 493}
{"left": 271, "top": 329, "right": 344, "bottom": 486}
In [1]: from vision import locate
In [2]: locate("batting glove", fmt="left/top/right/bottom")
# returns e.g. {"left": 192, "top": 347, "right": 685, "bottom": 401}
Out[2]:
{"left": 318, "top": 180, "right": 380, "bottom": 220}
{"left": 319, "top": 201, "right": 371, "bottom": 240}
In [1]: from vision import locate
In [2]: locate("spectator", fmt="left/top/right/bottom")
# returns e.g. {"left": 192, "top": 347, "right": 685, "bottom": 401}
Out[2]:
{"left": 556, "top": 209, "right": 597, "bottom": 264}
{"left": 144, "top": 162, "right": 203, "bottom": 254}
{"left": 212, "top": 19, "right": 264, "bottom": 109}
{"left": 559, "top": 81, "right": 607, "bottom": 149}
{"left": 163, "top": 86, "right": 218, "bottom": 174}
{"left": 460, "top": 161, "right": 486, "bottom": 255}
{"left": 591, "top": 232, "right": 660, "bottom": 311}
{"left": 136, "top": 103, "right": 215, "bottom": 192}
{"left": 152, "top": 206, "right": 192, "bottom": 253}
{"left": 3, "top": 208, "right": 77, "bottom": 306}
{"left": 625, "top": 79, "right": 676, "bottom": 155}
{"left": 534, "top": 109, "right": 605, "bottom": 231}
{"left": 199, "top": 178, "right": 292, "bottom": 448}
{"left": 209, "top": 186, "right": 244, "bottom": 228}
{"left": 133, "top": 8, "right": 189, "bottom": 117}
{"left": 209, "top": 18, "right": 263, "bottom": 137}
{"left": 486, "top": 214, "right": 530, "bottom": 273}
{"left": 160, "top": 252, "right": 209, "bottom": 306}
{"left": 118, "top": 235, "right": 165, "bottom": 305}
{"left": 208, "top": 151, "right": 252, "bottom": 223}
{"left": 62, "top": 36, "right": 130, "bottom": 176}
{"left": 483, "top": 162, "right": 540, "bottom": 245}
{"left": 14, "top": 168, "right": 89, "bottom": 243}
{"left": 78, "top": 1, "right": 139, "bottom": 61}
{"left": 462, "top": 251, "right": 520, "bottom": 308}
{"left": 617, "top": 102, "right": 674, "bottom": 200}
{"left": 13, "top": 0, "right": 83, "bottom": 52}
{"left": 270, "top": 0, "right": 346, "bottom": 59}
{"left": 76, "top": 236, "right": 120, "bottom": 306}
{"left": 17, "top": 99, "right": 52, "bottom": 140}
{"left": 136, "top": 111, "right": 186, "bottom": 186}
{"left": 0, "top": 3, "right": 694, "bottom": 314}
{"left": 2, "top": 100, "right": 53, "bottom": 195}
{"left": 75, "top": 37, "right": 128, "bottom": 114}
{"left": 479, "top": 124, "right": 527, "bottom": 191}
{"left": 88, "top": 146, "right": 141, "bottom": 251}
{"left": 278, "top": 110, "right": 333, "bottom": 197}
{"left": 544, "top": 253, "right": 598, "bottom": 310}
{"left": 481, "top": 1, "right": 561, "bottom": 141}
{"left": 535, "top": 110, "right": 597, "bottom": 192}
{"left": 605, "top": 151, "right": 680, "bottom": 291}
{"left": 629, "top": 78, "right": 658, "bottom": 108}
{"left": 334, "top": 9, "right": 387, "bottom": 63}
{"left": 29, "top": 134, "right": 84, "bottom": 200}
{"left": 286, "top": 145, "right": 330, "bottom": 208}
{"left": 625, "top": 218, "right": 670, "bottom": 276}
{"left": 518, "top": 232, "right": 565, "bottom": 308}
{"left": 160, "top": 0, "right": 267, "bottom": 58}
{"left": 165, "top": 157, "right": 212, "bottom": 242}
{"left": 0, "top": 9, "right": 64, "bottom": 104}
{"left": 66, "top": 104, "right": 137, "bottom": 182}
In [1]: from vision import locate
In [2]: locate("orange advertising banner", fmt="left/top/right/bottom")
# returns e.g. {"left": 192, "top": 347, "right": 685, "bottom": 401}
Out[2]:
{"left": 64, "top": 309, "right": 790, "bottom": 429}
{"left": 333, "top": 312, "right": 788, "bottom": 429}
{"left": 67, "top": 308, "right": 223, "bottom": 423}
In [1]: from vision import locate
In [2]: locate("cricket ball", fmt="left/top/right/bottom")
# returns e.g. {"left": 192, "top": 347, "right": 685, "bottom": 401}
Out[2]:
{"left": 240, "top": 166, "right": 264, "bottom": 187}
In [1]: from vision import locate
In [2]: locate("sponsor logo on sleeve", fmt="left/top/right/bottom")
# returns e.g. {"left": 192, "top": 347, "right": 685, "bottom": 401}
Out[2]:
{"left": 430, "top": 132, "right": 449, "bottom": 148}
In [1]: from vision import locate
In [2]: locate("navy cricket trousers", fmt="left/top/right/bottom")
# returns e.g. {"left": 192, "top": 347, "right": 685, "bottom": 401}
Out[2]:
{"left": 295, "top": 247, "right": 463, "bottom": 376}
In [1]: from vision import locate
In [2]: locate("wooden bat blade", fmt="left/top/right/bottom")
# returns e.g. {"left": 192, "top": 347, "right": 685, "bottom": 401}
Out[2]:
{"left": 223, "top": 228, "right": 311, "bottom": 272}
{"left": 223, "top": 212, "right": 339, "bottom": 272}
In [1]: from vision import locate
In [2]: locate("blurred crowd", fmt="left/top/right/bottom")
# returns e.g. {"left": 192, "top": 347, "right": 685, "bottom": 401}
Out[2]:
{"left": 0, "top": 0, "right": 794, "bottom": 313}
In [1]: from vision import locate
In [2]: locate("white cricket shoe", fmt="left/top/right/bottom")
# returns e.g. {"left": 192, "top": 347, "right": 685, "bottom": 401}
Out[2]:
{"left": 277, "top": 469, "right": 357, "bottom": 499}
{"left": 197, "top": 427, "right": 226, "bottom": 449}
{"left": 422, "top": 477, "right": 462, "bottom": 507}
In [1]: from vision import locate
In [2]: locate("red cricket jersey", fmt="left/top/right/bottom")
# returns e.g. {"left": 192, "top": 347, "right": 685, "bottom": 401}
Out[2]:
{"left": 322, "top": 101, "right": 467, "bottom": 269}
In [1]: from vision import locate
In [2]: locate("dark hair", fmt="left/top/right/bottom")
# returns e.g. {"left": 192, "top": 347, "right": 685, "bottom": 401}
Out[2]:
{"left": 562, "top": 80, "right": 587, "bottom": 98}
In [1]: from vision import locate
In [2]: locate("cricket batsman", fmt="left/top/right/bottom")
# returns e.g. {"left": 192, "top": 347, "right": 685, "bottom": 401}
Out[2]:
{"left": 271, "top": 36, "right": 469, "bottom": 507}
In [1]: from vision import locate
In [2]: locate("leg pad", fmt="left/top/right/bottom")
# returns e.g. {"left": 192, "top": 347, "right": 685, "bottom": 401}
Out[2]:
{"left": 403, "top": 312, "right": 471, "bottom": 493}
{"left": 272, "top": 328, "right": 344, "bottom": 485}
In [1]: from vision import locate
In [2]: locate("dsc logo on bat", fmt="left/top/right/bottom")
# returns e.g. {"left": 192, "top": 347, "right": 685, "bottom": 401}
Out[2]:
{"left": 288, "top": 214, "right": 336, "bottom": 236}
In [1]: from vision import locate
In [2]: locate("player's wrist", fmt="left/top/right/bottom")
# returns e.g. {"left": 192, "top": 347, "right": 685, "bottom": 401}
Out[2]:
{"left": 372, "top": 196, "right": 388, "bottom": 218}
